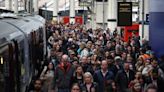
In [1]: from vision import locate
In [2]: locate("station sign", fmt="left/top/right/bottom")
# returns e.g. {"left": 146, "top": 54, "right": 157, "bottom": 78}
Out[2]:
{"left": 146, "top": 14, "right": 149, "bottom": 23}
{"left": 117, "top": 2, "right": 132, "bottom": 26}
{"left": 79, "top": 0, "right": 92, "bottom": 6}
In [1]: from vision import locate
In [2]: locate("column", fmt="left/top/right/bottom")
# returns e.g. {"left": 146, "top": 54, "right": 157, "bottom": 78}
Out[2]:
{"left": 53, "top": 0, "right": 58, "bottom": 21}
{"left": 139, "top": 0, "right": 149, "bottom": 40}
{"left": 22, "top": 0, "right": 25, "bottom": 11}
{"left": 5, "top": 0, "right": 12, "bottom": 10}
{"left": 69, "top": 0, "right": 75, "bottom": 24}
{"left": 14, "top": 0, "right": 18, "bottom": 13}
{"left": 25, "top": 0, "right": 29, "bottom": 13}
{"left": 33, "top": 0, "right": 38, "bottom": 14}
{"left": 107, "top": 0, "right": 117, "bottom": 33}
{"left": 91, "top": 1, "right": 96, "bottom": 29}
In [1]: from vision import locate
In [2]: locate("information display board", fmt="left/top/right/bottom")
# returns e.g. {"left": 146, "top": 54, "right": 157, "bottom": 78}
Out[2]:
{"left": 117, "top": 2, "right": 132, "bottom": 26}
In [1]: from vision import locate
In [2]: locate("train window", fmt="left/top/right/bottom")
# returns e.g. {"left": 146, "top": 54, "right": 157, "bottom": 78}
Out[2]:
{"left": 39, "top": 28, "right": 43, "bottom": 41}
{"left": 36, "top": 30, "right": 40, "bottom": 44}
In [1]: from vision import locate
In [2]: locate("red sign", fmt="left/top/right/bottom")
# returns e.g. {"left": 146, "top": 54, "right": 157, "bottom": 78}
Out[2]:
{"left": 123, "top": 24, "right": 139, "bottom": 42}
{"left": 62, "top": 16, "right": 83, "bottom": 24}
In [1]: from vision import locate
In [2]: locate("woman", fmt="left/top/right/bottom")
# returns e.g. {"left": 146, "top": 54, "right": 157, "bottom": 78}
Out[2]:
{"left": 81, "top": 72, "right": 99, "bottom": 92}
{"left": 77, "top": 43, "right": 86, "bottom": 57}
{"left": 111, "top": 81, "right": 118, "bottom": 92}
{"left": 134, "top": 72, "right": 144, "bottom": 86}
{"left": 72, "top": 65, "right": 84, "bottom": 85}
{"left": 129, "top": 80, "right": 143, "bottom": 92}
{"left": 71, "top": 83, "right": 81, "bottom": 92}
{"left": 40, "top": 62, "right": 54, "bottom": 92}
{"left": 89, "top": 54, "right": 100, "bottom": 74}
{"left": 135, "top": 57, "right": 145, "bottom": 72}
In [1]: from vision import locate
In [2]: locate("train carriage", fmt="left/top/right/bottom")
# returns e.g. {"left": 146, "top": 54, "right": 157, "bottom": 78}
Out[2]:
{"left": 0, "top": 14, "right": 46, "bottom": 92}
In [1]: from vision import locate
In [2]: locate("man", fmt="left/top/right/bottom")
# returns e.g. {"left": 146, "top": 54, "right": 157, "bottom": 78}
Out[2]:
{"left": 94, "top": 60, "right": 114, "bottom": 92}
{"left": 115, "top": 62, "right": 135, "bottom": 92}
{"left": 52, "top": 54, "right": 75, "bottom": 92}
{"left": 80, "top": 41, "right": 92, "bottom": 58}
{"left": 144, "top": 68, "right": 164, "bottom": 92}
{"left": 30, "top": 79, "right": 43, "bottom": 92}
{"left": 80, "top": 56, "right": 95, "bottom": 74}
{"left": 151, "top": 59, "right": 164, "bottom": 79}
{"left": 110, "top": 56, "right": 123, "bottom": 77}
{"left": 68, "top": 50, "right": 76, "bottom": 63}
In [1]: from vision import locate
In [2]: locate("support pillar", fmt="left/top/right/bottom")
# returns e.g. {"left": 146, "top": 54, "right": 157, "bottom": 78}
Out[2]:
{"left": 139, "top": 0, "right": 149, "bottom": 40}
{"left": 107, "top": 0, "right": 117, "bottom": 33}
{"left": 53, "top": 0, "right": 58, "bottom": 21}
{"left": 69, "top": 0, "right": 75, "bottom": 24}
{"left": 33, "top": 0, "right": 38, "bottom": 14}
{"left": 5, "top": 0, "right": 12, "bottom": 10}
{"left": 14, "top": 0, "right": 18, "bottom": 13}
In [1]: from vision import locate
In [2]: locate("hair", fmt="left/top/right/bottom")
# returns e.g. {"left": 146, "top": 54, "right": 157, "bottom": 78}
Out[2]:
{"left": 71, "top": 83, "right": 81, "bottom": 92}
{"left": 34, "top": 79, "right": 43, "bottom": 85}
{"left": 83, "top": 72, "right": 93, "bottom": 83}
{"left": 145, "top": 84, "right": 157, "bottom": 92}
{"left": 129, "top": 80, "right": 141, "bottom": 92}
{"left": 75, "top": 65, "right": 84, "bottom": 74}
{"left": 46, "top": 62, "right": 55, "bottom": 72}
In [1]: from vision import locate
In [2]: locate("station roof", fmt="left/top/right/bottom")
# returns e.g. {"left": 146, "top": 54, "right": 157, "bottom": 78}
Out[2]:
{"left": 39, "top": 0, "right": 88, "bottom": 11}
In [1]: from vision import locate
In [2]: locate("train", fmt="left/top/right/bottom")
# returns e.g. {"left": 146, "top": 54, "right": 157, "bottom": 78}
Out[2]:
{"left": 0, "top": 13, "right": 46, "bottom": 92}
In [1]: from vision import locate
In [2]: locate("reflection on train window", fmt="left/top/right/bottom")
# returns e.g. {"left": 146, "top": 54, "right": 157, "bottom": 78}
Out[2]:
{"left": 19, "top": 40, "right": 24, "bottom": 64}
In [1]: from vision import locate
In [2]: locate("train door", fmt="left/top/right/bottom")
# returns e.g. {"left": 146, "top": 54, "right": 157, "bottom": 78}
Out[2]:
{"left": 30, "top": 31, "right": 41, "bottom": 77}
{"left": 38, "top": 28, "right": 44, "bottom": 61}
{"left": 0, "top": 44, "right": 9, "bottom": 92}
{"left": 30, "top": 31, "right": 37, "bottom": 76}
{"left": 0, "top": 43, "right": 16, "bottom": 92}
{"left": 34, "top": 29, "right": 44, "bottom": 77}
{"left": 13, "top": 40, "right": 21, "bottom": 92}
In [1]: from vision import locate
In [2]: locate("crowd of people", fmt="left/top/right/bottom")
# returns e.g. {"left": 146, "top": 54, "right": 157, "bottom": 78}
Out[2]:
{"left": 30, "top": 21, "right": 164, "bottom": 92}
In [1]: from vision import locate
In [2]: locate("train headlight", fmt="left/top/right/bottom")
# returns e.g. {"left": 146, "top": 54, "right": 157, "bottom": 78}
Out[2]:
{"left": 0, "top": 56, "right": 3, "bottom": 65}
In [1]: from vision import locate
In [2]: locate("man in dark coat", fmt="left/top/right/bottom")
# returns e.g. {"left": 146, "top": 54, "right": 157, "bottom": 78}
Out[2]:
{"left": 144, "top": 68, "right": 164, "bottom": 92}
{"left": 115, "top": 62, "right": 135, "bottom": 92}
{"left": 51, "top": 54, "right": 75, "bottom": 92}
{"left": 94, "top": 60, "right": 114, "bottom": 92}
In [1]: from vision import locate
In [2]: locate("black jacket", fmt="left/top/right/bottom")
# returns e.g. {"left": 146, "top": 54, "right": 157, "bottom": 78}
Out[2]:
{"left": 115, "top": 70, "right": 135, "bottom": 92}
{"left": 93, "top": 70, "right": 114, "bottom": 92}
{"left": 144, "top": 76, "right": 164, "bottom": 92}
{"left": 80, "top": 82, "right": 99, "bottom": 92}
{"left": 52, "top": 62, "right": 75, "bottom": 89}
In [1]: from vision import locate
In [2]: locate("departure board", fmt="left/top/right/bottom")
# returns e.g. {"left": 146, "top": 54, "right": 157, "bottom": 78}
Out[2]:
{"left": 117, "top": 2, "right": 132, "bottom": 26}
